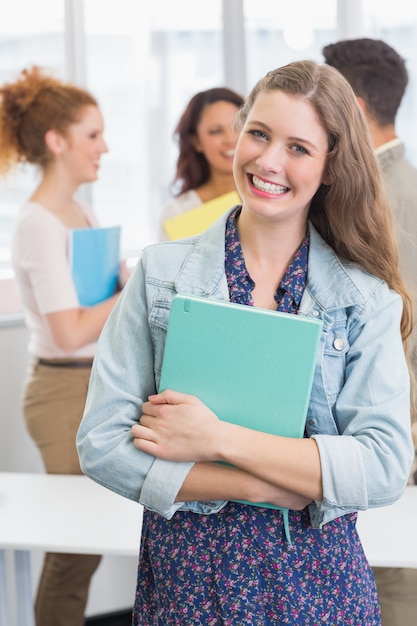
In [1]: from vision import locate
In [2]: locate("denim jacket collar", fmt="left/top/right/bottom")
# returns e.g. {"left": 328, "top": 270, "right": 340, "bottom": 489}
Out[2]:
{"left": 172, "top": 209, "right": 378, "bottom": 319}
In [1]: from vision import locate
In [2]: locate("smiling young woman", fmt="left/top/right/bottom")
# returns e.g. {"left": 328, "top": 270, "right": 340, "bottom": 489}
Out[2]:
{"left": 158, "top": 86, "right": 244, "bottom": 240}
{"left": 0, "top": 66, "right": 129, "bottom": 626}
{"left": 78, "top": 60, "right": 414, "bottom": 625}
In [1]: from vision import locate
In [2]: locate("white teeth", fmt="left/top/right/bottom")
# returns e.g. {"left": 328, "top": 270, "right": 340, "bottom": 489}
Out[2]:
{"left": 223, "top": 150, "right": 235, "bottom": 157}
{"left": 252, "top": 175, "right": 287, "bottom": 194}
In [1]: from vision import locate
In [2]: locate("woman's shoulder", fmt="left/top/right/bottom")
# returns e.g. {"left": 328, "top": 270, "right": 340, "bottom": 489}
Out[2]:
{"left": 142, "top": 236, "right": 198, "bottom": 272}
{"left": 308, "top": 224, "right": 386, "bottom": 307}
{"left": 12, "top": 202, "right": 69, "bottom": 268}
{"left": 159, "top": 190, "right": 203, "bottom": 241}
{"left": 15, "top": 201, "right": 66, "bottom": 235}
{"left": 162, "top": 189, "right": 202, "bottom": 218}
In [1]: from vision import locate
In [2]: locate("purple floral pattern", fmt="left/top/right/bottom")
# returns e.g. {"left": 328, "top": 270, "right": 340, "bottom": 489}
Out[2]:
{"left": 225, "top": 207, "right": 308, "bottom": 313}
{"left": 134, "top": 507, "right": 380, "bottom": 625}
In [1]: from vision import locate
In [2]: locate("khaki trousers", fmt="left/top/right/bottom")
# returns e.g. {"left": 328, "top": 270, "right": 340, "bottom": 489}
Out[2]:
{"left": 23, "top": 360, "right": 101, "bottom": 626}
{"left": 372, "top": 566, "right": 417, "bottom": 626}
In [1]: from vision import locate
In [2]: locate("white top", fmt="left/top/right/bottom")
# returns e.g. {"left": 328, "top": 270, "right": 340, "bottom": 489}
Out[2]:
{"left": 159, "top": 189, "right": 202, "bottom": 241}
{"left": 12, "top": 201, "right": 98, "bottom": 359}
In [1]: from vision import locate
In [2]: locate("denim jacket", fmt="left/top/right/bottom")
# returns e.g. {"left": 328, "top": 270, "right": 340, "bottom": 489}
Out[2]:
{"left": 77, "top": 209, "right": 414, "bottom": 529}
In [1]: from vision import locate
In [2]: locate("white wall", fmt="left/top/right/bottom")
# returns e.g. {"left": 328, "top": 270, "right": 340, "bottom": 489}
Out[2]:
{"left": 0, "top": 320, "right": 138, "bottom": 619}
{"left": 0, "top": 321, "right": 42, "bottom": 472}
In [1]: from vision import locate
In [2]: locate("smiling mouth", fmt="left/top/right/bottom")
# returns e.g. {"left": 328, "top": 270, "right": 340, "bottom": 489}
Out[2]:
{"left": 251, "top": 175, "right": 289, "bottom": 194}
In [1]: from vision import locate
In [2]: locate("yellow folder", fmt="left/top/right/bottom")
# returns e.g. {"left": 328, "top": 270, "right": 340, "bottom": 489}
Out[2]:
{"left": 163, "top": 190, "right": 241, "bottom": 240}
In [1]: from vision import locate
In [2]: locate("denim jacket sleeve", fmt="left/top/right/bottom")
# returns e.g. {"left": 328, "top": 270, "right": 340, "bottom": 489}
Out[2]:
{"left": 76, "top": 253, "right": 226, "bottom": 519}
{"left": 306, "top": 279, "right": 414, "bottom": 527}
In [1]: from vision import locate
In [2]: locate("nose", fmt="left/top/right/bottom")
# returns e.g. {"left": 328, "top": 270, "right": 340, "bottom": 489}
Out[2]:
{"left": 255, "top": 142, "right": 284, "bottom": 174}
{"left": 224, "top": 126, "right": 238, "bottom": 146}
{"left": 100, "top": 138, "right": 109, "bottom": 154}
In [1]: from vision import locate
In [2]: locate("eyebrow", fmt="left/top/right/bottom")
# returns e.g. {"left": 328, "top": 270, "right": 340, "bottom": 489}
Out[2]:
{"left": 247, "top": 120, "right": 320, "bottom": 151}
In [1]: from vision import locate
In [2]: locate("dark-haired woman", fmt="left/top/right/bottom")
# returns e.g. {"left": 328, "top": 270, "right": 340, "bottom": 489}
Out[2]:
{"left": 159, "top": 86, "right": 244, "bottom": 240}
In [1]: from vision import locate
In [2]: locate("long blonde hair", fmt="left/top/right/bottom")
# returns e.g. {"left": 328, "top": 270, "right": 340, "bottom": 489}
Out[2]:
{"left": 235, "top": 60, "right": 413, "bottom": 346}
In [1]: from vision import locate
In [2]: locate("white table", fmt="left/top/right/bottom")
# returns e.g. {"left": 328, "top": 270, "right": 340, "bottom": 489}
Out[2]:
{"left": 356, "top": 485, "right": 417, "bottom": 568}
{"left": 0, "top": 473, "right": 416, "bottom": 626}
{"left": 0, "top": 473, "right": 142, "bottom": 626}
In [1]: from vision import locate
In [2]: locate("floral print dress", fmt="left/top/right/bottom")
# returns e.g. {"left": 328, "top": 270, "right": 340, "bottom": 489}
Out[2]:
{"left": 132, "top": 208, "right": 381, "bottom": 625}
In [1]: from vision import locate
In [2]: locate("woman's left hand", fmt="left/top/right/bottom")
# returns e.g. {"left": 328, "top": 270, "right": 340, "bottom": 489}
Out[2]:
{"left": 132, "top": 389, "right": 224, "bottom": 462}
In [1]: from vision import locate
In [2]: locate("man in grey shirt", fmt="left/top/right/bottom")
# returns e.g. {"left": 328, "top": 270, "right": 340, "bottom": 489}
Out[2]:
{"left": 323, "top": 37, "right": 417, "bottom": 626}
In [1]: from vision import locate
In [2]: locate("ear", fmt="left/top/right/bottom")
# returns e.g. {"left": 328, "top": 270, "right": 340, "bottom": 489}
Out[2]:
{"left": 44, "top": 129, "right": 67, "bottom": 156}
{"left": 322, "top": 172, "right": 332, "bottom": 186}
{"left": 191, "top": 133, "right": 203, "bottom": 153}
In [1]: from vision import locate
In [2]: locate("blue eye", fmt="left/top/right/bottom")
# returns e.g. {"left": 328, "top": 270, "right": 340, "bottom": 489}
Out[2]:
{"left": 248, "top": 129, "right": 268, "bottom": 140}
{"left": 291, "top": 144, "right": 308, "bottom": 155}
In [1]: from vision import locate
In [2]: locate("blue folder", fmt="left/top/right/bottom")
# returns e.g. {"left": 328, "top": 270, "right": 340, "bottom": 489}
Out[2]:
{"left": 70, "top": 226, "right": 121, "bottom": 306}
{"left": 159, "top": 294, "right": 323, "bottom": 542}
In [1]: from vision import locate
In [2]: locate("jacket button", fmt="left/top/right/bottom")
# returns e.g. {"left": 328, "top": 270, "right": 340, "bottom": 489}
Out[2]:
{"left": 333, "top": 338, "right": 344, "bottom": 351}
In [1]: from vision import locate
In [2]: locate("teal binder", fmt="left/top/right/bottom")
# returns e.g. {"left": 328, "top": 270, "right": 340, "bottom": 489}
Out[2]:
{"left": 70, "top": 226, "right": 121, "bottom": 306}
{"left": 159, "top": 294, "right": 323, "bottom": 542}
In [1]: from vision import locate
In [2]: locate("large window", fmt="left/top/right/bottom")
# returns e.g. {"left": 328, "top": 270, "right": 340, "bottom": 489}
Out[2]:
{"left": 244, "top": 0, "right": 337, "bottom": 85}
{"left": 82, "top": 0, "right": 224, "bottom": 255}
{"left": 0, "top": 1, "right": 65, "bottom": 276}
